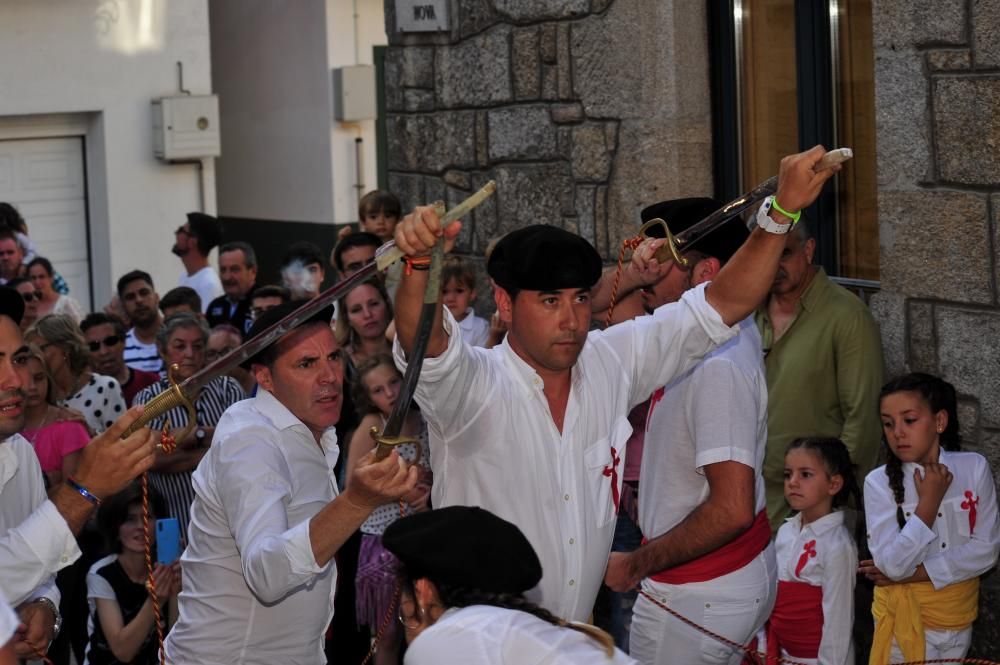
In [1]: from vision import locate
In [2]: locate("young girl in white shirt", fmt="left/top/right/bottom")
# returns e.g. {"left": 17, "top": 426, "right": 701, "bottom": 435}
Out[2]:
{"left": 861, "top": 373, "right": 999, "bottom": 664}
{"left": 764, "top": 437, "right": 859, "bottom": 665}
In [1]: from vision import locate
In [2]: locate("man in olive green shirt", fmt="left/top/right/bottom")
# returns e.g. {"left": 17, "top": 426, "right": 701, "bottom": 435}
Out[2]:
{"left": 756, "top": 223, "right": 883, "bottom": 528}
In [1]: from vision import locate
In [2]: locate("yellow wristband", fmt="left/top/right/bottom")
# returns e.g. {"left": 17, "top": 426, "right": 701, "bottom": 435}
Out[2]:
{"left": 771, "top": 197, "right": 801, "bottom": 223}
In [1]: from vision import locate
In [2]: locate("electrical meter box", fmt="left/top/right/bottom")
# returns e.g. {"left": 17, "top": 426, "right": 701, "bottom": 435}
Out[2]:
{"left": 332, "top": 65, "right": 376, "bottom": 122}
{"left": 152, "top": 95, "right": 221, "bottom": 161}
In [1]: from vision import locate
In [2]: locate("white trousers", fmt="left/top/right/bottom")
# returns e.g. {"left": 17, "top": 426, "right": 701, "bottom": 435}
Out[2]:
{"left": 884, "top": 626, "right": 972, "bottom": 663}
{"left": 630, "top": 543, "right": 777, "bottom": 665}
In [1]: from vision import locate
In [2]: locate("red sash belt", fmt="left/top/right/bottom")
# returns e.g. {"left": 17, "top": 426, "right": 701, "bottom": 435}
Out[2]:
{"left": 644, "top": 510, "right": 770, "bottom": 584}
{"left": 768, "top": 580, "right": 823, "bottom": 659}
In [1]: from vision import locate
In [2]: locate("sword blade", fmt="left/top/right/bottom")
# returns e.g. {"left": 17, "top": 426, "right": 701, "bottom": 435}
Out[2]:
{"left": 672, "top": 147, "right": 853, "bottom": 253}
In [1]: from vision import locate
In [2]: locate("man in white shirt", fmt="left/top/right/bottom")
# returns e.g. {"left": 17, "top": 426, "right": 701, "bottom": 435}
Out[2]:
{"left": 174, "top": 212, "right": 224, "bottom": 312}
{"left": 602, "top": 198, "right": 775, "bottom": 664}
{"left": 392, "top": 147, "right": 839, "bottom": 621}
{"left": 164, "top": 301, "right": 418, "bottom": 665}
{"left": 0, "top": 287, "right": 157, "bottom": 660}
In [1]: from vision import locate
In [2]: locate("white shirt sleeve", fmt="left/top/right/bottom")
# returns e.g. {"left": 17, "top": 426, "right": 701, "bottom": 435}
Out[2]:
{"left": 817, "top": 535, "right": 856, "bottom": 665}
{"left": 86, "top": 567, "right": 116, "bottom": 601}
{"left": 0, "top": 596, "right": 17, "bottom": 648}
{"left": 394, "top": 307, "right": 496, "bottom": 442}
{"left": 863, "top": 471, "right": 936, "bottom": 580}
{"left": 215, "top": 429, "right": 328, "bottom": 604}
{"left": 0, "top": 499, "right": 80, "bottom": 607}
{"left": 597, "top": 283, "right": 738, "bottom": 407}
{"left": 923, "top": 457, "right": 1000, "bottom": 589}
{"left": 685, "top": 355, "right": 760, "bottom": 470}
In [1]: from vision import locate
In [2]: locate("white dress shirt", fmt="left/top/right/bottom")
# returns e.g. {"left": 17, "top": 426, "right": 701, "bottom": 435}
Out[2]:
{"left": 864, "top": 449, "right": 1000, "bottom": 588}
{"left": 394, "top": 283, "right": 737, "bottom": 621}
{"left": 639, "top": 316, "right": 767, "bottom": 540}
{"left": 0, "top": 434, "right": 78, "bottom": 607}
{"left": 457, "top": 309, "right": 490, "bottom": 347}
{"left": 164, "top": 389, "right": 340, "bottom": 665}
{"left": 405, "top": 605, "right": 638, "bottom": 664}
{"left": 775, "top": 511, "right": 856, "bottom": 665}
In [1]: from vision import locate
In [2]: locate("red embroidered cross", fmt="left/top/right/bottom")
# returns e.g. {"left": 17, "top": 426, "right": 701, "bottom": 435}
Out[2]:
{"left": 795, "top": 539, "right": 817, "bottom": 578}
{"left": 961, "top": 490, "right": 979, "bottom": 536}
{"left": 645, "top": 387, "right": 666, "bottom": 429}
{"left": 603, "top": 446, "right": 622, "bottom": 512}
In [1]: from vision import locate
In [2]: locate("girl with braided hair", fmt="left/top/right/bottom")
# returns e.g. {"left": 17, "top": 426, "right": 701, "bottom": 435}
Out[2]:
{"left": 383, "top": 506, "right": 636, "bottom": 664}
{"left": 760, "top": 437, "right": 862, "bottom": 664}
{"left": 860, "top": 373, "right": 999, "bottom": 664}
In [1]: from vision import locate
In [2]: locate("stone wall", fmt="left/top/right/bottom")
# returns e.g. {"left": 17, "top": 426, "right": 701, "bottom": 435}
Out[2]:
{"left": 869, "top": 0, "right": 1000, "bottom": 654}
{"left": 383, "top": 0, "right": 714, "bottom": 309}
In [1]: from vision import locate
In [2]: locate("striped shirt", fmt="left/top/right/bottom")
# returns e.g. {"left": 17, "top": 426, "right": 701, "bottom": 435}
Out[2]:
{"left": 123, "top": 329, "right": 163, "bottom": 374}
{"left": 134, "top": 376, "right": 245, "bottom": 535}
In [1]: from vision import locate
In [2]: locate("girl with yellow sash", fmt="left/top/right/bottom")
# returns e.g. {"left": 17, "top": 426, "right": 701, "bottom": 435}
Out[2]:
{"left": 860, "top": 373, "right": 999, "bottom": 664}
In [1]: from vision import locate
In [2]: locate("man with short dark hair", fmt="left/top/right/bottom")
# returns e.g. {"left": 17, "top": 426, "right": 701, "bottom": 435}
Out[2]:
{"left": 0, "top": 287, "right": 157, "bottom": 660}
{"left": 392, "top": 147, "right": 839, "bottom": 621}
{"left": 164, "top": 302, "right": 417, "bottom": 664}
{"left": 159, "top": 286, "right": 202, "bottom": 318}
{"left": 330, "top": 232, "right": 379, "bottom": 279}
{"left": 116, "top": 271, "right": 164, "bottom": 374}
{"left": 756, "top": 223, "right": 883, "bottom": 527}
{"left": 280, "top": 242, "right": 325, "bottom": 300}
{"left": 250, "top": 285, "right": 290, "bottom": 323}
{"left": 80, "top": 313, "right": 159, "bottom": 406}
{"left": 173, "top": 212, "right": 224, "bottom": 312}
{"left": 0, "top": 231, "right": 25, "bottom": 285}
{"left": 206, "top": 241, "right": 258, "bottom": 335}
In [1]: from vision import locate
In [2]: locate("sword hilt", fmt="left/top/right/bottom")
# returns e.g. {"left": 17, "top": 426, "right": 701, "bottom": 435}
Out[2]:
{"left": 643, "top": 218, "right": 691, "bottom": 268}
{"left": 370, "top": 426, "right": 422, "bottom": 464}
{"left": 122, "top": 364, "right": 197, "bottom": 444}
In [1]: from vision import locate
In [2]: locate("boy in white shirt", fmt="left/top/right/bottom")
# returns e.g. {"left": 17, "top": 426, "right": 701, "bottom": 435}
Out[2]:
{"left": 441, "top": 256, "right": 489, "bottom": 348}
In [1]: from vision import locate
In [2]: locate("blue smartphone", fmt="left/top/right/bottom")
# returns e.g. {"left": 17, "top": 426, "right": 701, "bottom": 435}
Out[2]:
{"left": 156, "top": 518, "right": 181, "bottom": 565}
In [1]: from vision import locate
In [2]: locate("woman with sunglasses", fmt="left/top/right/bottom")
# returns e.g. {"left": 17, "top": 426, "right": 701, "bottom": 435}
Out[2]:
{"left": 27, "top": 257, "right": 84, "bottom": 323}
{"left": 26, "top": 314, "right": 126, "bottom": 434}
{"left": 8, "top": 277, "right": 40, "bottom": 331}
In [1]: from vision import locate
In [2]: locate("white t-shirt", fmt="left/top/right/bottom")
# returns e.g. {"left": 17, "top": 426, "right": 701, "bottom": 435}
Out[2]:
{"left": 405, "top": 605, "right": 637, "bottom": 665}
{"left": 394, "top": 283, "right": 737, "bottom": 622}
{"left": 457, "top": 309, "right": 490, "bottom": 347}
{"left": 639, "top": 316, "right": 768, "bottom": 540}
{"left": 179, "top": 266, "right": 224, "bottom": 314}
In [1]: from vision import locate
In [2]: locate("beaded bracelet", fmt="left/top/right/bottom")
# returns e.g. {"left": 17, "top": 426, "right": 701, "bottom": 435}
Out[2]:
{"left": 66, "top": 477, "right": 101, "bottom": 506}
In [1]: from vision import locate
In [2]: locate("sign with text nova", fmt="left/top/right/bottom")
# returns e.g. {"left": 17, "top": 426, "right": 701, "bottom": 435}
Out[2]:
{"left": 396, "top": 0, "right": 449, "bottom": 32}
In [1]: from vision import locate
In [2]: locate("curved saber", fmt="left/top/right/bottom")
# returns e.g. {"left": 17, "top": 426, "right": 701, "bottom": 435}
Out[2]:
{"left": 652, "top": 148, "right": 853, "bottom": 266}
{"left": 122, "top": 180, "right": 497, "bottom": 439}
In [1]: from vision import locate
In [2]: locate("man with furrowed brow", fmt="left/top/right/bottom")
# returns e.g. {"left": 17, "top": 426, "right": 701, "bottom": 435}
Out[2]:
{"left": 391, "top": 146, "right": 840, "bottom": 622}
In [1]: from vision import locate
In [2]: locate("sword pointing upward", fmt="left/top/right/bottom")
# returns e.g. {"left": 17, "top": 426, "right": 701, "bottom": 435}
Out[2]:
{"left": 122, "top": 180, "right": 497, "bottom": 442}
{"left": 649, "top": 147, "right": 853, "bottom": 266}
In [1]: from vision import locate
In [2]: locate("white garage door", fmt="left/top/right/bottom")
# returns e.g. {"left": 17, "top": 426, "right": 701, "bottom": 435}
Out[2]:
{"left": 0, "top": 137, "right": 91, "bottom": 311}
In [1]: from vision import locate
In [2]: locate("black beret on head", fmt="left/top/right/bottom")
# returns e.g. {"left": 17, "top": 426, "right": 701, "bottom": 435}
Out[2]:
{"left": 487, "top": 224, "right": 603, "bottom": 293}
{"left": 382, "top": 506, "right": 543, "bottom": 594}
{"left": 240, "top": 299, "right": 335, "bottom": 369}
{"left": 640, "top": 197, "right": 748, "bottom": 264}
{"left": 0, "top": 287, "right": 24, "bottom": 326}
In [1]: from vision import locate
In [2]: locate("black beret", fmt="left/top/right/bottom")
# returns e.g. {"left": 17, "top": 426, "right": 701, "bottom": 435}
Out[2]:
{"left": 382, "top": 506, "right": 543, "bottom": 594}
{"left": 0, "top": 287, "right": 24, "bottom": 326}
{"left": 640, "top": 197, "right": 748, "bottom": 264}
{"left": 241, "top": 299, "right": 335, "bottom": 369}
{"left": 186, "top": 212, "right": 223, "bottom": 251}
{"left": 487, "top": 224, "right": 603, "bottom": 292}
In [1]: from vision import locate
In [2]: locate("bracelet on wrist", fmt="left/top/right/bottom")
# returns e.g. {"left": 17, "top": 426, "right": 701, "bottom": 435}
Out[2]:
{"left": 770, "top": 197, "right": 801, "bottom": 223}
{"left": 66, "top": 477, "right": 101, "bottom": 506}
{"left": 402, "top": 256, "right": 432, "bottom": 276}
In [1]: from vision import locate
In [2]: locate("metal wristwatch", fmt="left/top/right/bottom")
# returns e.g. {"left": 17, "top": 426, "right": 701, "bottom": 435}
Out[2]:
{"left": 755, "top": 196, "right": 795, "bottom": 235}
{"left": 34, "top": 596, "right": 62, "bottom": 640}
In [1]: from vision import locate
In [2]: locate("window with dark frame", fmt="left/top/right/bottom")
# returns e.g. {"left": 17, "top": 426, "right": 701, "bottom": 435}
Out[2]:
{"left": 709, "top": 0, "right": 879, "bottom": 283}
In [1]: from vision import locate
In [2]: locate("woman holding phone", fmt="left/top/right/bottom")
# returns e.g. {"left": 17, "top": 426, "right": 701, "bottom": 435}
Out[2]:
{"left": 83, "top": 483, "right": 181, "bottom": 665}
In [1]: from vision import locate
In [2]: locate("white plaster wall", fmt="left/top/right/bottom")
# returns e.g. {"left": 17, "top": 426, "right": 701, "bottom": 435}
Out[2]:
{"left": 0, "top": 0, "right": 213, "bottom": 310}
{"left": 327, "top": 0, "right": 388, "bottom": 225}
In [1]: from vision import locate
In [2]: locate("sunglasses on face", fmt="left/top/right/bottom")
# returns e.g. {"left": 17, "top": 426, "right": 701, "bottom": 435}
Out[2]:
{"left": 88, "top": 335, "right": 122, "bottom": 352}
{"left": 20, "top": 291, "right": 42, "bottom": 303}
